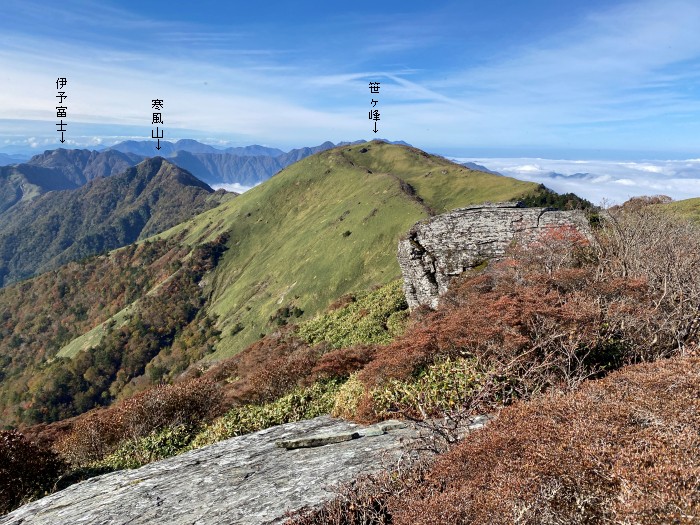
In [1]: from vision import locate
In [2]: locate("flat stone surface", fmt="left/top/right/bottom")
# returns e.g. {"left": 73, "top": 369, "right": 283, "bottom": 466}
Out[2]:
{"left": 1, "top": 416, "right": 423, "bottom": 525}
{"left": 376, "top": 420, "right": 408, "bottom": 432}
{"left": 276, "top": 430, "right": 361, "bottom": 449}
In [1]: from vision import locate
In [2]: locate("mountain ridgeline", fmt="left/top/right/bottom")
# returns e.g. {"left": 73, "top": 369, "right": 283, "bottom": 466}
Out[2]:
{"left": 107, "top": 139, "right": 347, "bottom": 186}
{"left": 0, "top": 157, "right": 230, "bottom": 286}
{"left": 0, "top": 141, "right": 351, "bottom": 208}
{"left": 0, "top": 149, "right": 142, "bottom": 214}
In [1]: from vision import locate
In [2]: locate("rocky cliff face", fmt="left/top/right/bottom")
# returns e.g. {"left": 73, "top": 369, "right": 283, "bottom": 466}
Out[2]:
{"left": 1, "top": 417, "right": 424, "bottom": 525}
{"left": 398, "top": 202, "right": 590, "bottom": 309}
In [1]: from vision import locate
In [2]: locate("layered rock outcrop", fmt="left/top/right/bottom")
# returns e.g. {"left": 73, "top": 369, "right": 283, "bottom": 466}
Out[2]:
{"left": 398, "top": 202, "right": 589, "bottom": 309}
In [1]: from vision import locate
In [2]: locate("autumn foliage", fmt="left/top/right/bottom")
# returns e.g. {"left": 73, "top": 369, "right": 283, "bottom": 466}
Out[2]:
{"left": 288, "top": 206, "right": 700, "bottom": 523}
{"left": 288, "top": 353, "right": 700, "bottom": 525}
{"left": 0, "top": 430, "right": 65, "bottom": 515}
{"left": 55, "top": 377, "right": 223, "bottom": 466}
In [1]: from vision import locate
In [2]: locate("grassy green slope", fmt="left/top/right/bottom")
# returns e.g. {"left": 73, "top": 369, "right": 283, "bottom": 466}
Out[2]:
{"left": 156, "top": 141, "right": 543, "bottom": 359}
{"left": 662, "top": 197, "right": 700, "bottom": 221}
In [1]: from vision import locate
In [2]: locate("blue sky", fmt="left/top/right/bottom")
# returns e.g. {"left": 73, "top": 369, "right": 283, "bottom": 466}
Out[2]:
{"left": 1, "top": 0, "right": 700, "bottom": 160}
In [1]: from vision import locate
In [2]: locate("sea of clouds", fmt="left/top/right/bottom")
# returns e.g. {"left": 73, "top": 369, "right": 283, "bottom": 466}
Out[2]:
{"left": 211, "top": 182, "right": 257, "bottom": 194}
{"left": 453, "top": 158, "right": 700, "bottom": 205}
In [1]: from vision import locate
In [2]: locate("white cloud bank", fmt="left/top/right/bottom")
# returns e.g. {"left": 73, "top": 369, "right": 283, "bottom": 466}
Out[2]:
{"left": 453, "top": 157, "right": 700, "bottom": 205}
{"left": 211, "top": 183, "right": 255, "bottom": 194}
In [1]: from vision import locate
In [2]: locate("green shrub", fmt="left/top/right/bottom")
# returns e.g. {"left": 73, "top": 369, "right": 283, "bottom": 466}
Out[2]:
{"left": 386, "top": 309, "right": 409, "bottom": 338}
{"left": 191, "top": 380, "right": 342, "bottom": 448}
{"left": 331, "top": 373, "right": 366, "bottom": 419}
{"left": 371, "top": 357, "right": 483, "bottom": 419}
{"left": 297, "top": 280, "right": 408, "bottom": 348}
{"left": 98, "top": 424, "right": 197, "bottom": 470}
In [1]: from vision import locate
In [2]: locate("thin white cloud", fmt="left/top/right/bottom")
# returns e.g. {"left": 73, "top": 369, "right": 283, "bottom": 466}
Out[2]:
{"left": 1, "top": 0, "right": 700, "bottom": 156}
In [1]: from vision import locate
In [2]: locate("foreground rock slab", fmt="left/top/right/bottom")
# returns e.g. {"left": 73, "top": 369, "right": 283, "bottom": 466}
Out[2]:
{"left": 1, "top": 416, "right": 422, "bottom": 525}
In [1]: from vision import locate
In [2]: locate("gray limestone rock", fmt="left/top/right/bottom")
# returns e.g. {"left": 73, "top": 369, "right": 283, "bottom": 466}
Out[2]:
{"left": 398, "top": 202, "right": 590, "bottom": 309}
{"left": 1, "top": 416, "right": 424, "bottom": 525}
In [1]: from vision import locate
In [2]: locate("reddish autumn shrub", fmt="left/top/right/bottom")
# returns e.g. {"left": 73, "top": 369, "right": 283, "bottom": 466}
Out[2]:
{"left": 1, "top": 430, "right": 66, "bottom": 514}
{"left": 354, "top": 261, "right": 661, "bottom": 421}
{"left": 56, "top": 377, "right": 223, "bottom": 466}
{"left": 54, "top": 410, "right": 122, "bottom": 466}
{"left": 310, "top": 344, "right": 377, "bottom": 381}
{"left": 202, "top": 327, "right": 323, "bottom": 405}
{"left": 237, "top": 344, "right": 322, "bottom": 404}
{"left": 391, "top": 355, "right": 700, "bottom": 524}
{"left": 116, "top": 377, "right": 224, "bottom": 439}
{"left": 200, "top": 323, "right": 362, "bottom": 406}
{"left": 289, "top": 355, "right": 700, "bottom": 525}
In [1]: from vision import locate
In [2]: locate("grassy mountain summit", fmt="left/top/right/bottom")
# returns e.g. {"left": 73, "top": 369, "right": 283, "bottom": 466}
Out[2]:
{"left": 0, "top": 157, "right": 230, "bottom": 286}
{"left": 155, "top": 141, "right": 546, "bottom": 358}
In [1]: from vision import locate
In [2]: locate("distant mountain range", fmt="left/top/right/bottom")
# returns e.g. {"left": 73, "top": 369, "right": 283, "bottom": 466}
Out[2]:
{"left": 0, "top": 139, "right": 416, "bottom": 287}
{"left": 106, "top": 139, "right": 286, "bottom": 158}
{"left": 0, "top": 140, "right": 382, "bottom": 192}
{"left": 0, "top": 153, "right": 30, "bottom": 165}
{"left": 0, "top": 157, "right": 230, "bottom": 286}
{"left": 107, "top": 139, "right": 362, "bottom": 186}
{"left": 460, "top": 161, "right": 501, "bottom": 174}
{"left": 0, "top": 150, "right": 143, "bottom": 213}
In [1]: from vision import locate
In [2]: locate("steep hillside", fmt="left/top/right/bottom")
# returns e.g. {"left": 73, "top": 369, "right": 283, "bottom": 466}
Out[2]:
{"left": 0, "top": 238, "right": 190, "bottom": 423}
{"left": 0, "top": 165, "right": 78, "bottom": 214}
{"left": 168, "top": 151, "right": 284, "bottom": 186}
{"left": 157, "top": 141, "right": 545, "bottom": 358}
{"left": 0, "top": 158, "right": 231, "bottom": 286}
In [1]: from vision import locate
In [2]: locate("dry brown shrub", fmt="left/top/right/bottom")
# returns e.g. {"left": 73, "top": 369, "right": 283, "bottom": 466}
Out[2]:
{"left": 355, "top": 262, "right": 657, "bottom": 421}
{"left": 615, "top": 194, "right": 673, "bottom": 211}
{"left": 56, "top": 377, "right": 223, "bottom": 466}
{"left": 54, "top": 410, "right": 122, "bottom": 466}
{"left": 351, "top": 213, "right": 700, "bottom": 422}
{"left": 286, "top": 450, "right": 431, "bottom": 525}
{"left": 594, "top": 206, "right": 700, "bottom": 353}
{"left": 201, "top": 326, "right": 335, "bottom": 405}
{"left": 19, "top": 415, "right": 79, "bottom": 451}
{"left": 1, "top": 430, "right": 66, "bottom": 514}
{"left": 115, "top": 377, "right": 224, "bottom": 439}
{"left": 310, "top": 344, "right": 376, "bottom": 381}
{"left": 237, "top": 344, "right": 321, "bottom": 403}
{"left": 288, "top": 355, "right": 700, "bottom": 524}
{"left": 391, "top": 355, "right": 700, "bottom": 525}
